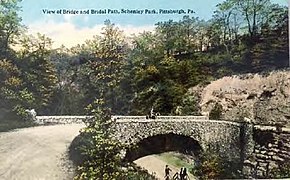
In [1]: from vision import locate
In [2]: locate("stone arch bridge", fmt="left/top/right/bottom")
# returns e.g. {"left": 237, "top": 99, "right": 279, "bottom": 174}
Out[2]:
{"left": 111, "top": 116, "right": 247, "bottom": 161}
{"left": 36, "top": 115, "right": 290, "bottom": 178}
{"left": 36, "top": 116, "right": 251, "bottom": 161}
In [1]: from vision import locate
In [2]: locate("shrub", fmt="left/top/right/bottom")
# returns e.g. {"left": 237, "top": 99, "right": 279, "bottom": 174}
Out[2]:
{"left": 269, "top": 161, "right": 290, "bottom": 178}
{"left": 209, "top": 102, "right": 223, "bottom": 120}
{"left": 191, "top": 151, "right": 242, "bottom": 179}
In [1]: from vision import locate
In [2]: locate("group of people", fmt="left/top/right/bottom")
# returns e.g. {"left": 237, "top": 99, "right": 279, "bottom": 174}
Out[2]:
{"left": 165, "top": 165, "right": 190, "bottom": 180}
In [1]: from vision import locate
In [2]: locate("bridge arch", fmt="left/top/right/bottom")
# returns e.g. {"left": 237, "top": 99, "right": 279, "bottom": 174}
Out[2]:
{"left": 125, "top": 133, "right": 202, "bottom": 162}
{"left": 112, "top": 116, "right": 244, "bottom": 162}
{"left": 35, "top": 116, "right": 247, "bottom": 164}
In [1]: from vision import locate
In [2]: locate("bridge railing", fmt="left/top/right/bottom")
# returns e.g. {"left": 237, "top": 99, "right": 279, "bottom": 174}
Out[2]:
{"left": 111, "top": 115, "right": 209, "bottom": 121}
{"left": 35, "top": 116, "right": 92, "bottom": 124}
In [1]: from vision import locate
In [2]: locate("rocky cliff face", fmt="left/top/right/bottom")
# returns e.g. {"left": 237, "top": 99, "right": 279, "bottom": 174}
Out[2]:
{"left": 190, "top": 70, "right": 290, "bottom": 125}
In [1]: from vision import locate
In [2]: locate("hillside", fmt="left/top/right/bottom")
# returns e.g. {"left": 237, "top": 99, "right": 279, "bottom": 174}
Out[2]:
{"left": 191, "top": 70, "right": 290, "bottom": 125}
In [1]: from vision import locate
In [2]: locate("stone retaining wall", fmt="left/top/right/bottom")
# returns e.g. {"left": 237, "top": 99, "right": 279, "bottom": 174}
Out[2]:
{"left": 243, "top": 125, "right": 290, "bottom": 178}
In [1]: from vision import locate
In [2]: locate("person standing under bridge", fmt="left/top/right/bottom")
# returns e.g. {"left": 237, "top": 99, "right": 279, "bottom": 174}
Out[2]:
{"left": 165, "top": 165, "right": 172, "bottom": 180}
{"left": 180, "top": 167, "right": 189, "bottom": 180}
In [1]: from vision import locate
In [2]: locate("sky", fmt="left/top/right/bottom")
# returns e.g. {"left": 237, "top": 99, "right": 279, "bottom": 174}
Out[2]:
{"left": 19, "top": 0, "right": 288, "bottom": 48}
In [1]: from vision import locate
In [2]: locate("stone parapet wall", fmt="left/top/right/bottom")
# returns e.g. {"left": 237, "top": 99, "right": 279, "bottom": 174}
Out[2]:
{"left": 35, "top": 116, "right": 91, "bottom": 125}
{"left": 112, "top": 115, "right": 209, "bottom": 121}
{"left": 36, "top": 115, "right": 211, "bottom": 124}
{"left": 243, "top": 125, "right": 290, "bottom": 178}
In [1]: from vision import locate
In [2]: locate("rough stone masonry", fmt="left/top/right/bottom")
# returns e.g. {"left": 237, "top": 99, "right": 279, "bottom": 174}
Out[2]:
{"left": 243, "top": 124, "right": 290, "bottom": 178}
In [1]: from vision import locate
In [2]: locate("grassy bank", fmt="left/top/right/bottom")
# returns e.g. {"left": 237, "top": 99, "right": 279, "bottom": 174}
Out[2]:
{"left": 155, "top": 152, "right": 194, "bottom": 170}
{"left": 0, "top": 118, "right": 35, "bottom": 132}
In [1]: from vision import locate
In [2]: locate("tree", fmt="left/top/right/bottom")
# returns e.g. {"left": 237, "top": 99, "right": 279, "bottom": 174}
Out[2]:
{"left": 235, "top": 0, "right": 272, "bottom": 38}
{"left": 0, "top": 0, "right": 38, "bottom": 118}
{"left": 75, "top": 100, "right": 158, "bottom": 179}
{"left": 17, "top": 33, "right": 57, "bottom": 114}
{"left": 192, "top": 150, "right": 241, "bottom": 179}
{"left": 209, "top": 102, "right": 223, "bottom": 120}
{"left": 75, "top": 100, "right": 124, "bottom": 179}
{"left": 180, "top": 16, "right": 198, "bottom": 53}
{"left": 245, "top": 4, "right": 288, "bottom": 71}
{"left": 75, "top": 21, "right": 134, "bottom": 179}
{"left": 0, "top": 59, "right": 34, "bottom": 117}
{"left": 0, "top": 0, "right": 22, "bottom": 58}
{"left": 156, "top": 20, "right": 178, "bottom": 56}
{"left": 178, "top": 91, "right": 201, "bottom": 115}
{"left": 76, "top": 20, "right": 128, "bottom": 114}
{"left": 212, "top": 0, "right": 241, "bottom": 54}
{"left": 127, "top": 23, "right": 213, "bottom": 115}
{"left": 47, "top": 46, "right": 87, "bottom": 115}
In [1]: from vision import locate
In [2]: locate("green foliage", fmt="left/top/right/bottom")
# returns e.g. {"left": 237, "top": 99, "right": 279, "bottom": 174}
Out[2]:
{"left": 119, "top": 164, "right": 158, "bottom": 180}
{"left": 0, "top": 0, "right": 22, "bottom": 58}
{"left": 156, "top": 152, "right": 193, "bottom": 170}
{"left": 48, "top": 85, "right": 86, "bottom": 115}
{"left": 45, "top": 46, "right": 87, "bottom": 115}
{"left": 209, "top": 102, "right": 223, "bottom": 120}
{"left": 1, "top": 0, "right": 288, "bottom": 119}
{"left": 0, "top": 1, "right": 38, "bottom": 119}
{"left": 17, "top": 33, "right": 57, "bottom": 111}
{"left": 0, "top": 115, "right": 35, "bottom": 132}
{"left": 75, "top": 99, "right": 125, "bottom": 180}
{"left": 69, "top": 20, "right": 128, "bottom": 114}
{"left": 178, "top": 91, "right": 201, "bottom": 115}
{"left": 191, "top": 151, "right": 241, "bottom": 179}
{"left": 192, "top": 152, "right": 222, "bottom": 179}
{"left": 127, "top": 44, "right": 206, "bottom": 115}
{"left": 75, "top": 100, "right": 158, "bottom": 179}
{"left": 0, "top": 34, "right": 58, "bottom": 117}
{"left": 269, "top": 161, "right": 290, "bottom": 178}
{"left": 0, "top": 59, "right": 34, "bottom": 117}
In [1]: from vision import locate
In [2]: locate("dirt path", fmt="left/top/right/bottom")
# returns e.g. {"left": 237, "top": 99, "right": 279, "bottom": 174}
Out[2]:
{"left": 0, "top": 124, "right": 84, "bottom": 180}
{"left": 0, "top": 124, "right": 196, "bottom": 180}
{"left": 135, "top": 155, "right": 195, "bottom": 180}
